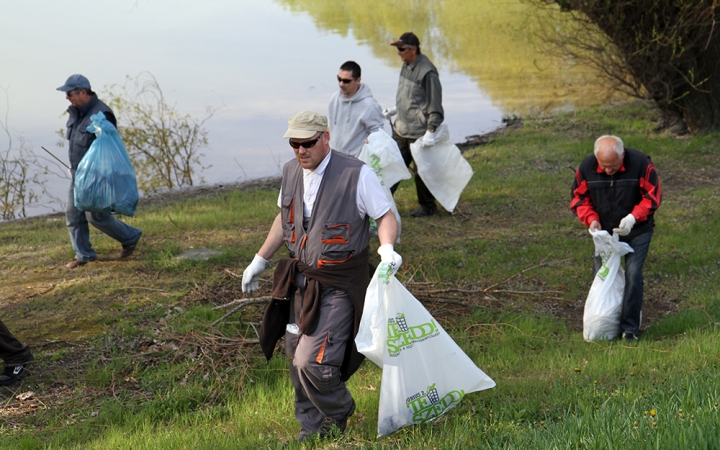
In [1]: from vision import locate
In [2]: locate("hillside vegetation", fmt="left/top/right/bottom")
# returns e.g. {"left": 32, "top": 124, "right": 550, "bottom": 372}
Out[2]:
{"left": 1, "top": 102, "right": 719, "bottom": 449}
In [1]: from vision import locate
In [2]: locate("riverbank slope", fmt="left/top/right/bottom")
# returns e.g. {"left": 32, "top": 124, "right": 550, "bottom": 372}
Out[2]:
{"left": 1, "top": 101, "right": 719, "bottom": 449}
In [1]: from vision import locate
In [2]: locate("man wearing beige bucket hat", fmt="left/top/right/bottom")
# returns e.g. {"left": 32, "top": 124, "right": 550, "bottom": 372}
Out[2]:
{"left": 241, "top": 110, "right": 400, "bottom": 441}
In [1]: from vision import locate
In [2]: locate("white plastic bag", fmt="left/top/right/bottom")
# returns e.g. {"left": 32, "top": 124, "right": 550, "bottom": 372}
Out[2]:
{"left": 409, "top": 124, "right": 473, "bottom": 213}
{"left": 583, "top": 230, "right": 634, "bottom": 341}
{"left": 356, "top": 266, "right": 496, "bottom": 436}
{"left": 358, "top": 129, "right": 411, "bottom": 188}
{"left": 358, "top": 129, "right": 409, "bottom": 243}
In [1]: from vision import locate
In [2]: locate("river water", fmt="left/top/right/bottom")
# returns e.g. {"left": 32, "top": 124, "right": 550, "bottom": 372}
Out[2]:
{"left": 0, "top": 0, "right": 610, "bottom": 218}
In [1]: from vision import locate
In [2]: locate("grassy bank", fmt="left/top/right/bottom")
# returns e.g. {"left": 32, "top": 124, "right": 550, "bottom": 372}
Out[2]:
{"left": 1, "top": 102, "right": 719, "bottom": 449}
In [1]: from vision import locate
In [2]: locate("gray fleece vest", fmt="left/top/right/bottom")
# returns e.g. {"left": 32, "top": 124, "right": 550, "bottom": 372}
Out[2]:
{"left": 395, "top": 53, "right": 439, "bottom": 139}
{"left": 280, "top": 151, "right": 370, "bottom": 268}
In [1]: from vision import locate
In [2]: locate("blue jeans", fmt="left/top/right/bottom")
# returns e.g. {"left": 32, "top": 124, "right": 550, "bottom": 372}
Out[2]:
{"left": 66, "top": 178, "right": 142, "bottom": 262}
{"left": 593, "top": 231, "right": 653, "bottom": 335}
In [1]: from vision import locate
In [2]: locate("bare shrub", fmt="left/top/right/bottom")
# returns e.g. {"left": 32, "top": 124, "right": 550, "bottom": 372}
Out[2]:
{"left": 103, "top": 72, "right": 216, "bottom": 192}
{"left": 0, "top": 88, "right": 63, "bottom": 220}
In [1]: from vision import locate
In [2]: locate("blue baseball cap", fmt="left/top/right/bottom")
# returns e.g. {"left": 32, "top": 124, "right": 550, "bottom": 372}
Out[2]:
{"left": 57, "top": 74, "right": 91, "bottom": 92}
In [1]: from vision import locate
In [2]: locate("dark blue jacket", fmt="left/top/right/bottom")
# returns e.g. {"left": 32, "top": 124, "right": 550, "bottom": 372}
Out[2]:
{"left": 65, "top": 96, "right": 115, "bottom": 170}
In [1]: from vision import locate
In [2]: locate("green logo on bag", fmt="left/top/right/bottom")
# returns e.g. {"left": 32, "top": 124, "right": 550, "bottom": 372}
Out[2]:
{"left": 369, "top": 155, "right": 384, "bottom": 185}
{"left": 596, "top": 253, "right": 613, "bottom": 280}
{"left": 406, "top": 383, "right": 465, "bottom": 423}
{"left": 369, "top": 217, "right": 378, "bottom": 232}
{"left": 387, "top": 313, "right": 440, "bottom": 356}
{"left": 378, "top": 263, "right": 395, "bottom": 285}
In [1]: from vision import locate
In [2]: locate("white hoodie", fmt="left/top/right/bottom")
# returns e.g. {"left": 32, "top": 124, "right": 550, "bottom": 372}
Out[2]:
{"left": 328, "top": 83, "right": 384, "bottom": 157}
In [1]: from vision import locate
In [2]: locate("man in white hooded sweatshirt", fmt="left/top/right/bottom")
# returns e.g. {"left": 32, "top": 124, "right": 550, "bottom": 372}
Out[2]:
{"left": 328, "top": 61, "right": 385, "bottom": 157}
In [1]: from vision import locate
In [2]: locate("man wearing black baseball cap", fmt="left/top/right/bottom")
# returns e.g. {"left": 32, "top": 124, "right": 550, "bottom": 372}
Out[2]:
{"left": 57, "top": 74, "right": 142, "bottom": 269}
{"left": 383, "top": 32, "right": 444, "bottom": 217}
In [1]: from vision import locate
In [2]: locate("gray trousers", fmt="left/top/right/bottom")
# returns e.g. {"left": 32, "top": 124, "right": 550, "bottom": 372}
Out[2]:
{"left": 285, "top": 280, "right": 355, "bottom": 437}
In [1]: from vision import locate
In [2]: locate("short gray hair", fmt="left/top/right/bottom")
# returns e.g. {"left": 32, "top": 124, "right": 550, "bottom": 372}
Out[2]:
{"left": 593, "top": 135, "right": 624, "bottom": 158}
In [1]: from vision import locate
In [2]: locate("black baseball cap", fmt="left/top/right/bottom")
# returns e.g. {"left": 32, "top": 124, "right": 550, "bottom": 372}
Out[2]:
{"left": 391, "top": 32, "right": 420, "bottom": 48}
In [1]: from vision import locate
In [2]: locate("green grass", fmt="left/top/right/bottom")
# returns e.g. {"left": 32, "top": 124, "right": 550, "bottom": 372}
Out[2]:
{"left": 1, "top": 101, "right": 720, "bottom": 448}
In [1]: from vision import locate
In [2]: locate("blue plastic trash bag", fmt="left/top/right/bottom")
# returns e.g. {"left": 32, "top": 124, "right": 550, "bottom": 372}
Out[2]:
{"left": 74, "top": 112, "right": 139, "bottom": 216}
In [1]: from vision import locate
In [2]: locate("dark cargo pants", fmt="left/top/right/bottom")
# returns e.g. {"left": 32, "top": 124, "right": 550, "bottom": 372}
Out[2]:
{"left": 285, "top": 280, "right": 355, "bottom": 438}
{"left": 0, "top": 318, "right": 32, "bottom": 366}
{"left": 389, "top": 132, "right": 437, "bottom": 210}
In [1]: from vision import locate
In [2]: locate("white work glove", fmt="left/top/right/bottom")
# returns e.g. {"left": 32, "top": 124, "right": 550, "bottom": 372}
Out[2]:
{"left": 421, "top": 130, "right": 436, "bottom": 147}
{"left": 242, "top": 254, "right": 268, "bottom": 293}
{"left": 613, "top": 213, "right": 636, "bottom": 236}
{"left": 382, "top": 106, "right": 397, "bottom": 119}
{"left": 377, "top": 244, "right": 402, "bottom": 279}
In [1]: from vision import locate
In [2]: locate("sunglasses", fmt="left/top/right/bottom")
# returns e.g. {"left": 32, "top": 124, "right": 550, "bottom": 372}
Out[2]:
{"left": 289, "top": 133, "right": 323, "bottom": 150}
{"left": 67, "top": 89, "right": 82, "bottom": 97}
{"left": 337, "top": 76, "right": 355, "bottom": 84}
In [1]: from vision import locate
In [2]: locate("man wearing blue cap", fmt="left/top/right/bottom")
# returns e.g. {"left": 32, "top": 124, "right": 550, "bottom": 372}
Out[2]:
{"left": 57, "top": 74, "right": 142, "bottom": 269}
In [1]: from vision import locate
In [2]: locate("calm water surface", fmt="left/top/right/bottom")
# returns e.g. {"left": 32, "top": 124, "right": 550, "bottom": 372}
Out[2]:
{"left": 0, "top": 0, "right": 608, "bottom": 217}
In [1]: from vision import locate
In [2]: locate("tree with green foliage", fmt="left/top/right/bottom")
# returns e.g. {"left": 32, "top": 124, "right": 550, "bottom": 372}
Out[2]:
{"left": 533, "top": 1, "right": 720, "bottom": 134}
{"left": 104, "top": 73, "right": 216, "bottom": 192}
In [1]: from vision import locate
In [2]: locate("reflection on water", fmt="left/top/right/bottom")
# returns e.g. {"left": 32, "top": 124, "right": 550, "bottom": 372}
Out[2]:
{"left": 0, "top": 0, "right": 615, "bottom": 220}
{"left": 277, "top": 0, "right": 616, "bottom": 115}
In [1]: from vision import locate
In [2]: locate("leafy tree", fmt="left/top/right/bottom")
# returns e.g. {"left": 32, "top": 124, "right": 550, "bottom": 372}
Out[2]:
{"left": 104, "top": 72, "right": 216, "bottom": 192}
{"left": 532, "top": 1, "right": 720, "bottom": 134}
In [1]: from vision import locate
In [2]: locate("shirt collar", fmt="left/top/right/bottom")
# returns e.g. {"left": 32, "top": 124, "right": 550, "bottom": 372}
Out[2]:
{"left": 406, "top": 54, "right": 422, "bottom": 70}
{"left": 595, "top": 161, "right": 626, "bottom": 174}
{"left": 68, "top": 95, "right": 98, "bottom": 118}
{"left": 303, "top": 150, "right": 332, "bottom": 177}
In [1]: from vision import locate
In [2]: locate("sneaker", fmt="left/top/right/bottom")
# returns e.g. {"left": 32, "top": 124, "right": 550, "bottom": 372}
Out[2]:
{"left": 0, "top": 361, "right": 32, "bottom": 386}
{"left": 65, "top": 258, "right": 87, "bottom": 269}
{"left": 622, "top": 332, "right": 639, "bottom": 342}
{"left": 120, "top": 241, "right": 139, "bottom": 258}
{"left": 410, "top": 205, "right": 437, "bottom": 218}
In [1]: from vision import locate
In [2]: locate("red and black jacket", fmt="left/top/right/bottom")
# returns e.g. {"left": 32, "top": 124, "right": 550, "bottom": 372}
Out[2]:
{"left": 571, "top": 147, "right": 662, "bottom": 241}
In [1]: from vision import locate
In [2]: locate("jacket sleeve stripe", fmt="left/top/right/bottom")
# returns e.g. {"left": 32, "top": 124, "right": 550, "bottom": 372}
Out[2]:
{"left": 633, "top": 163, "right": 662, "bottom": 222}
{"left": 570, "top": 171, "right": 600, "bottom": 227}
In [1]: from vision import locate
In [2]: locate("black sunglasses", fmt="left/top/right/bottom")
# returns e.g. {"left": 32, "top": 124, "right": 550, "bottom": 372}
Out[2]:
{"left": 289, "top": 133, "right": 323, "bottom": 150}
{"left": 397, "top": 46, "right": 412, "bottom": 52}
{"left": 337, "top": 76, "right": 355, "bottom": 84}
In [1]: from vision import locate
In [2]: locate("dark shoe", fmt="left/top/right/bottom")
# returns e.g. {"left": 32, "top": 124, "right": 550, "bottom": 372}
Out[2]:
{"left": 318, "top": 400, "right": 356, "bottom": 437}
{"left": 410, "top": 205, "right": 437, "bottom": 218}
{"left": 622, "top": 332, "right": 639, "bottom": 342}
{"left": 65, "top": 258, "right": 87, "bottom": 269}
{"left": 120, "top": 241, "right": 139, "bottom": 259}
{"left": 0, "top": 359, "right": 32, "bottom": 386}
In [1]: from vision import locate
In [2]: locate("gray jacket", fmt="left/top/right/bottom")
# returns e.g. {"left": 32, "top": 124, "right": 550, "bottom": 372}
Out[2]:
{"left": 65, "top": 96, "right": 115, "bottom": 170}
{"left": 328, "top": 83, "right": 384, "bottom": 157}
{"left": 394, "top": 53, "right": 444, "bottom": 139}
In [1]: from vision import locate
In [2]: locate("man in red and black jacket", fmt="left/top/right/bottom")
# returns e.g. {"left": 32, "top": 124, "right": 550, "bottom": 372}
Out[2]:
{"left": 571, "top": 135, "right": 662, "bottom": 342}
